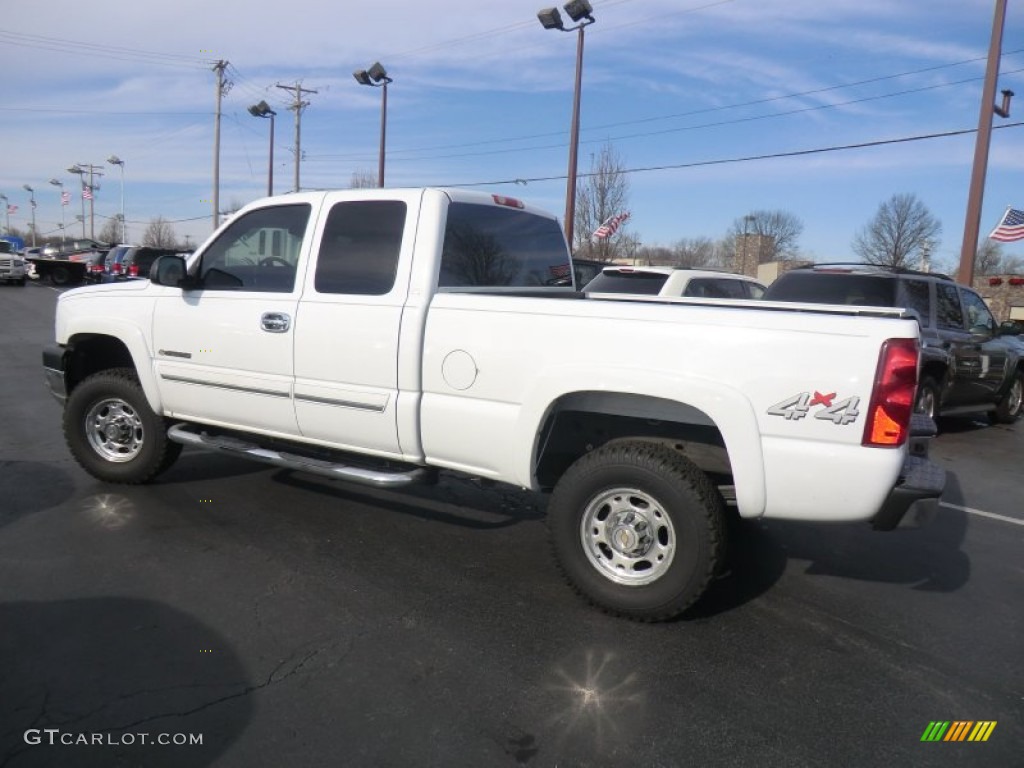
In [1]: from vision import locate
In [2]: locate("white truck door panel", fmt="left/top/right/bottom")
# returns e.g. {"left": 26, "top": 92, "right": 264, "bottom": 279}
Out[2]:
{"left": 293, "top": 193, "right": 420, "bottom": 458}
{"left": 152, "top": 202, "right": 313, "bottom": 436}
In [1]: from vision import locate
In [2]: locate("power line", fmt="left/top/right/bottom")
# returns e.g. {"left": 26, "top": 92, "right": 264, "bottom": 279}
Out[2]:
{"left": 442, "top": 121, "right": 1024, "bottom": 187}
{"left": 0, "top": 28, "right": 210, "bottom": 69}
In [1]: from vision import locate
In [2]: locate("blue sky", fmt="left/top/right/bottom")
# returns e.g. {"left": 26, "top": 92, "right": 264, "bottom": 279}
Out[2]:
{"left": 1, "top": 0, "right": 1022, "bottom": 270}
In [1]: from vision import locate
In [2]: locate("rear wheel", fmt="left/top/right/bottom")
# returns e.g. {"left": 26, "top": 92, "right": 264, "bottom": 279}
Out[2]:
{"left": 64, "top": 368, "right": 181, "bottom": 483}
{"left": 547, "top": 441, "right": 725, "bottom": 621}
{"left": 49, "top": 266, "right": 72, "bottom": 286}
{"left": 993, "top": 370, "right": 1024, "bottom": 424}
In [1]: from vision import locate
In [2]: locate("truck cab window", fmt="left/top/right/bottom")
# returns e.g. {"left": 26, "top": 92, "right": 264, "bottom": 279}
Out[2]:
{"left": 199, "top": 204, "right": 311, "bottom": 292}
{"left": 439, "top": 203, "right": 571, "bottom": 289}
{"left": 314, "top": 201, "right": 406, "bottom": 295}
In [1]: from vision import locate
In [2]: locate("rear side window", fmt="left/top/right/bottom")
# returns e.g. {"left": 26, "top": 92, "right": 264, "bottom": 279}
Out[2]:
{"left": 900, "top": 279, "right": 932, "bottom": 328}
{"left": 763, "top": 273, "right": 896, "bottom": 306}
{"left": 584, "top": 271, "right": 668, "bottom": 295}
{"left": 684, "top": 278, "right": 748, "bottom": 299}
{"left": 439, "top": 203, "right": 571, "bottom": 289}
{"left": 314, "top": 200, "right": 406, "bottom": 295}
{"left": 935, "top": 283, "right": 965, "bottom": 330}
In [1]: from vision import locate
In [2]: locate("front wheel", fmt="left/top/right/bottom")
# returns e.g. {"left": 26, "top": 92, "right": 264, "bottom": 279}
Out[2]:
{"left": 993, "top": 370, "right": 1024, "bottom": 424}
{"left": 64, "top": 368, "right": 181, "bottom": 483}
{"left": 547, "top": 441, "right": 725, "bottom": 621}
{"left": 914, "top": 377, "right": 941, "bottom": 421}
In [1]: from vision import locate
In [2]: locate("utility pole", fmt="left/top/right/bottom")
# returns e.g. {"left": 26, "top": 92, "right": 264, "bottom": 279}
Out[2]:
{"left": 212, "top": 60, "right": 230, "bottom": 231}
{"left": 276, "top": 81, "right": 317, "bottom": 192}
{"left": 958, "top": 0, "right": 1010, "bottom": 286}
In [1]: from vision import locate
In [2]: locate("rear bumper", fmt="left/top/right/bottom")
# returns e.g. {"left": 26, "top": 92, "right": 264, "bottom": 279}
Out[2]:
{"left": 872, "top": 415, "right": 945, "bottom": 531}
{"left": 42, "top": 345, "right": 68, "bottom": 405}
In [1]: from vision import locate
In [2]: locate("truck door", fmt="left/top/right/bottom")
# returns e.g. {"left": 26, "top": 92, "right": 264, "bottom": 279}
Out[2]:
{"left": 152, "top": 203, "right": 312, "bottom": 435}
{"left": 292, "top": 192, "right": 420, "bottom": 458}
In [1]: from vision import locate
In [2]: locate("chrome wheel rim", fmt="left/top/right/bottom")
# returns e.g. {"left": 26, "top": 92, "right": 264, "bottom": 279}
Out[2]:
{"left": 85, "top": 398, "right": 144, "bottom": 462}
{"left": 1008, "top": 378, "right": 1023, "bottom": 417}
{"left": 580, "top": 488, "right": 675, "bottom": 586}
{"left": 915, "top": 387, "right": 936, "bottom": 420}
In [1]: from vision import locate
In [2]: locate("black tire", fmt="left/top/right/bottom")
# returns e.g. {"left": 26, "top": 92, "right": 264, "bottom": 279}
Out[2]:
{"left": 17, "top": 277, "right": 26, "bottom": 286}
{"left": 993, "top": 369, "right": 1024, "bottom": 424}
{"left": 547, "top": 441, "right": 725, "bottom": 622}
{"left": 63, "top": 368, "right": 181, "bottom": 484}
{"left": 914, "top": 376, "right": 941, "bottom": 421}
{"left": 49, "top": 266, "right": 71, "bottom": 286}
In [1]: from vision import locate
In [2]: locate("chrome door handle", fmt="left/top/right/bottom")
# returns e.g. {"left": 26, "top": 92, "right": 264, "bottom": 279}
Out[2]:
{"left": 260, "top": 312, "right": 291, "bottom": 333}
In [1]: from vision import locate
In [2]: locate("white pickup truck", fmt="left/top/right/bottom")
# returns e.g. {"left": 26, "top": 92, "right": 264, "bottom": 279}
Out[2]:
{"left": 43, "top": 188, "right": 944, "bottom": 620}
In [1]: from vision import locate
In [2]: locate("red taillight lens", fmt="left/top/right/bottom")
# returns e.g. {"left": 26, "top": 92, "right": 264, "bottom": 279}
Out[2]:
{"left": 862, "top": 338, "right": 919, "bottom": 447}
{"left": 90, "top": 263, "right": 104, "bottom": 272}
{"left": 111, "top": 263, "right": 122, "bottom": 274}
{"left": 128, "top": 264, "right": 138, "bottom": 276}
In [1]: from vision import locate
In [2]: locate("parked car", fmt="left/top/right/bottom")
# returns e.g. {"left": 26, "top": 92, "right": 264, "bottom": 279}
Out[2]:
{"left": 584, "top": 266, "right": 767, "bottom": 299}
{"left": 762, "top": 263, "right": 1024, "bottom": 424}
{"left": 121, "top": 247, "right": 182, "bottom": 280}
{"left": 571, "top": 258, "right": 607, "bottom": 288}
{"left": 99, "top": 245, "right": 135, "bottom": 281}
{"left": 0, "top": 240, "right": 27, "bottom": 285}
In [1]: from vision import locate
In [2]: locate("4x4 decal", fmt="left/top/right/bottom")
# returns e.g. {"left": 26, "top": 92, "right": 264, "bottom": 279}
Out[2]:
{"left": 767, "top": 391, "right": 861, "bottom": 425}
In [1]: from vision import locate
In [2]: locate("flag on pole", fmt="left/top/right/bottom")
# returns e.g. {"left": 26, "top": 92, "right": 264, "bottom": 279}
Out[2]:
{"left": 30, "top": 199, "right": 37, "bottom": 209}
{"left": 82, "top": 187, "right": 93, "bottom": 201}
{"left": 989, "top": 207, "right": 1024, "bottom": 242}
{"left": 7, "top": 204, "right": 17, "bottom": 214}
{"left": 592, "top": 211, "right": 630, "bottom": 240}
{"left": 61, "top": 191, "right": 71, "bottom": 206}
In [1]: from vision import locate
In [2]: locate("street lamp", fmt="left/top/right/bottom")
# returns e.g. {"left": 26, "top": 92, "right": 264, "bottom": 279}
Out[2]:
{"left": 22, "top": 185, "right": 36, "bottom": 247}
{"left": 247, "top": 101, "right": 277, "bottom": 196}
{"left": 0, "top": 194, "right": 9, "bottom": 236}
{"left": 49, "top": 179, "right": 67, "bottom": 248}
{"left": 353, "top": 62, "right": 393, "bottom": 188}
{"left": 537, "top": 0, "right": 595, "bottom": 250}
{"left": 107, "top": 155, "right": 126, "bottom": 243}
{"left": 67, "top": 163, "right": 103, "bottom": 239}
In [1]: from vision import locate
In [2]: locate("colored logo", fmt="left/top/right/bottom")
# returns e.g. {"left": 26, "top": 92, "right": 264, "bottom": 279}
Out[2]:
{"left": 921, "top": 721, "right": 996, "bottom": 742}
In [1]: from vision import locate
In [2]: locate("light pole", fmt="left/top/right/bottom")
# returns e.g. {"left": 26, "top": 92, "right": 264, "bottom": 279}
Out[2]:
{"left": 353, "top": 62, "right": 393, "bottom": 188}
{"left": 958, "top": 0, "right": 1012, "bottom": 287}
{"left": 49, "top": 179, "right": 67, "bottom": 248}
{"left": 67, "top": 163, "right": 103, "bottom": 240}
{"left": 107, "top": 155, "right": 126, "bottom": 243}
{"left": 537, "top": 0, "right": 595, "bottom": 250}
{"left": 248, "top": 101, "right": 277, "bottom": 196}
{"left": 67, "top": 166, "right": 87, "bottom": 237}
{"left": 22, "top": 185, "right": 36, "bottom": 247}
{"left": 0, "top": 194, "right": 9, "bottom": 236}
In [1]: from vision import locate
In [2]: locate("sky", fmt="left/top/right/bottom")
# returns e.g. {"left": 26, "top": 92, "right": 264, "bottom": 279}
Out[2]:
{"left": 1, "top": 0, "right": 1022, "bottom": 270}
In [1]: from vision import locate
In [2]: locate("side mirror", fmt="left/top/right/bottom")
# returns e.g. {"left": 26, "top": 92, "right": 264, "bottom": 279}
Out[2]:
{"left": 150, "top": 255, "right": 188, "bottom": 287}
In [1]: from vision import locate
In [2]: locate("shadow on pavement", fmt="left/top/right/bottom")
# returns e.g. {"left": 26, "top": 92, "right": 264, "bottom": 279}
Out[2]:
{"left": 0, "top": 597, "right": 253, "bottom": 768}
{"left": 0, "top": 462, "right": 77, "bottom": 531}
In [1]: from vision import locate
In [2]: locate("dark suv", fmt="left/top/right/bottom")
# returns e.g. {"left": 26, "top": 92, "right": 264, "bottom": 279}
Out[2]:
{"left": 101, "top": 246, "right": 180, "bottom": 282}
{"left": 763, "top": 264, "right": 1024, "bottom": 424}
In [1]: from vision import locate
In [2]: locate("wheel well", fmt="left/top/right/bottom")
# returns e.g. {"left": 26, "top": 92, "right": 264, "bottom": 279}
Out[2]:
{"left": 919, "top": 362, "right": 947, "bottom": 388}
{"left": 65, "top": 335, "right": 136, "bottom": 393}
{"left": 533, "top": 392, "right": 732, "bottom": 490}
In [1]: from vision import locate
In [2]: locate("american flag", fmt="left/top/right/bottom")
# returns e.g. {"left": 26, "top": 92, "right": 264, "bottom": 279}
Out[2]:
{"left": 30, "top": 199, "right": 37, "bottom": 209}
{"left": 61, "top": 191, "right": 71, "bottom": 206}
{"left": 82, "top": 186, "right": 93, "bottom": 200}
{"left": 989, "top": 207, "right": 1024, "bottom": 242}
{"left": 592, "top": 211, "right": 630, "bottom": 240}
{"left": 7, "top": 204, "right": 17, "bottom": 214}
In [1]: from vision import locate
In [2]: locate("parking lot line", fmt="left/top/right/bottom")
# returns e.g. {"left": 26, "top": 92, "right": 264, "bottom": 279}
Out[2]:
{"left": 939, "top": 501, "right": 1024, "bottom": 526}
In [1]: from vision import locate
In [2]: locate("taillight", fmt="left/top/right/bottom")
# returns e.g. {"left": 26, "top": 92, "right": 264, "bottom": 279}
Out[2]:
{"left": 862, "top": 338, "right": 919, "bottom": 447}
{"left": 111, "top": 263, "right": 122, "bottom": 274}
{"left": 128, "top": 264, "right": 139, "bottom": 276}
{"left": 491, "top": 194, "right": 524, "bottom": 209}
{"left": 90, "top": 263, "right": 104, "bottom": 272}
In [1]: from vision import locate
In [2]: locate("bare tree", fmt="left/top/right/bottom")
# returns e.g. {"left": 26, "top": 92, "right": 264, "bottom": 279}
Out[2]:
{"left": 97, "top": 216, "right": 122, "bottom": 245}
{"left": 573, "top": 143, "right": 630, "bottom": 261}
{"left": 852, "top": 193, "right": 941, "bottom": 268}
{"left": 975, "top": 239, "right": 1024, "bottom": 275}
{"left": 349, "top": 170, "right": 378, "bottom": 189}
{"left": 671, "top": 236, "right": 720, "bottom": 268}
{"left": 726, "top": 210, "right": 803, "bottom": 262}
{"left": 142, "top": 217, "right": 177, "bottom": 248}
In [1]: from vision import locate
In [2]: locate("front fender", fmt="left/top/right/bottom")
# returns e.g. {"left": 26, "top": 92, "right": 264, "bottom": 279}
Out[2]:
{"left": 62, "top": 321, "right": 162, "bottom": 414}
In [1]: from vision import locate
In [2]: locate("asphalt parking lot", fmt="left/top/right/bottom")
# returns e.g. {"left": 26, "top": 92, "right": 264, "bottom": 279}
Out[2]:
{"left": 1, "top": 280, "right": 1021, "bottom": 768}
